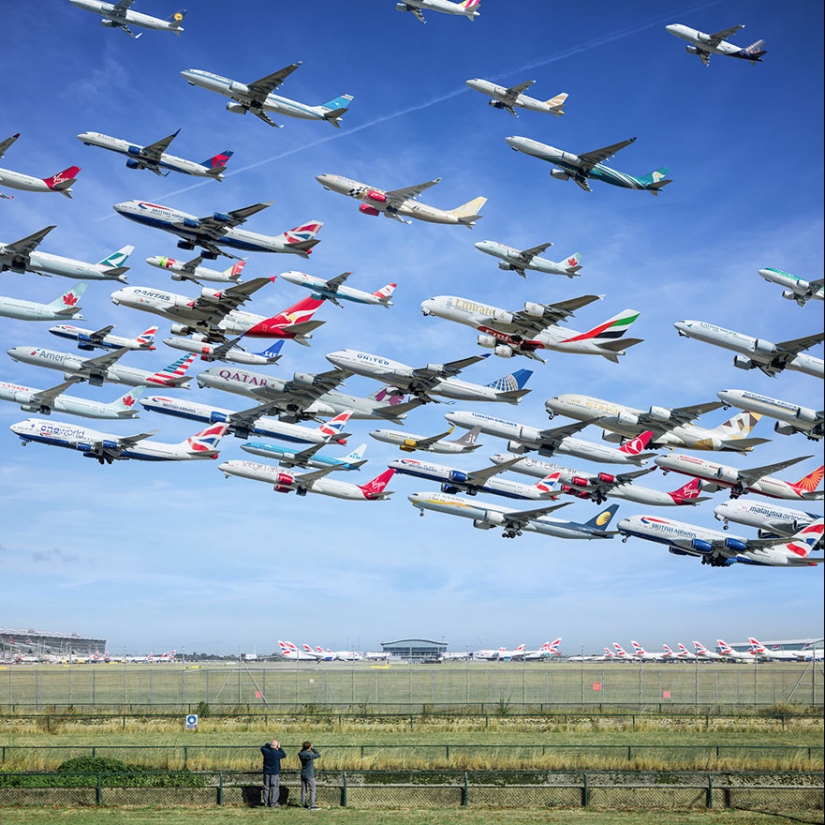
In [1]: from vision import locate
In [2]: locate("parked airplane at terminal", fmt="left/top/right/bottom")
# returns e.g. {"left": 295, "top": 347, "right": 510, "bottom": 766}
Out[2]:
{"left": 758, "top": 268, "right": 823, "bottom": 307}
{"left": 396, "top": 0, "right": 480, "bottom": 24}
{"left": 279, "top": 270, "right": 396, "bottom": 308}
{"left": 665, "top": 23, "right": 766, "bottom": 66}
{"left": 0, "top": 134, "right": 80, "bottom": 199}
{"left": 114, "top": 200, "right": 322, "bottom": 260}
{"left": 747, "top": 638, "right": 805, "bottom": 662}
{"left": 370, "top": 425, "right": 482, "bottom": 454}
{"left": 69, "top": 0, "right": 185, "bottom": 37}
{"left": 716, "top": 639, "right": 757, "bottom": 661}
{"left": 676, "top": 644, "right": 697, "bottom": 660}
{"left": 525, "top": 639, "right": 562, "bottom": 660}
{"left": 421, "top": 294, "right": 641, "bottom": 362}
{"left": 316, "top": 175, "right": 485, "bottom": 227}
{"left": 11, "top": 419, "right": 227, "bottom": 464}
{"left": 474, "top": 241, "right": 582, "bottom": 279}
{"left": 465, "top": 78, "right": 565, "bottom": 117}
{"left": 674, "top": 321, "right": 824, "bottom": 379}
{"left": 0, "top": 380, "right": 143, "bottom": 419}
{"left": 505, "top": 135, "right": 671, "bottom": 195}
{"left": 147, "top": 255, "right": 246, "bottom": 285}
{"left": 241, "top": 441, "right": 367, "bottom": 472}
{"left": 717, "top": 389, "right": 823, "bottom": 441}
{"left": 0, "top": 282, "right": 86, "bottom": 321}
{"left": 278, "top": 641, "right": 318, "bottom": 661}
{"left": 163, "top": 337, "right": 284, "bottom": 366}
{"left": 713, "top": 500, "right": 821, "bottom": 537}
{"left": 181, "top": 63, "right": 352, "bottom": 129}
{"left": 49, "top": 323, "right": 157, "bottom": 352}
{"left": 693, "top": 641, "right": 722, "bottom": 660}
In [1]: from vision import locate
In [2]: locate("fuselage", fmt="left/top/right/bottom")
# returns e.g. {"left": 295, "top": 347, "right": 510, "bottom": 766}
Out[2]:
{"left": 279, "top": 271, "right": 392, "bottom": 307}
{"left": 370, "top": 428, "right": 476, "bottom": 453}
{"left": 714, "top": 500, "right": 820, "bottom": 536}
{"left": 49, "top": 324, "right": 156, "bottom": 352}
{"left": 69, "top": 0, "right": 184, "bottom": 33}
{"left": 162, "top": 336, "right": 279, "bottom": 365}
{"left": 146, "top": 255, "right": 243, "bottom": 283}
{"left": 0, "top": 292, "right": 84, "bottom": 322}
{"left": 0, "top": 243, "right": 132, "bottom": 282}
{"left": 665, "top": 24, "right": 749, "bottom": 56}
{"left": 0, "top": 381, "right": 141, "bottom": 419}
{"left": 240, "top": 441, "right": 364, "bottom": 472}
{"left": 473, "top": 240, "right": 579, "bottom": 277}
{"left": 0, "top": 167, "right": 78, "bottom": 196}
{"left": 717, "top": 389, "right": 823, "bottom": 441}
{"left": 465, "top": 80, "right": 559, "bottom": 114}
{"left": 400, "top": 0, "right": 479, "bottom": 20}
{"left": 758, "top": 268, "right": 823, "bottom": 304}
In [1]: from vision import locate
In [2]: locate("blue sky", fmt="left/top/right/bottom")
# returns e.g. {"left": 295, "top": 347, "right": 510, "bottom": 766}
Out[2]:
{"left": 0, "top": 0, "right": 822, "bottom": 656}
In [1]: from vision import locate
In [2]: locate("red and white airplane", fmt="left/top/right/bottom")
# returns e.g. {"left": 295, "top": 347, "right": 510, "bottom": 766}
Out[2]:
{"left": 747, "top": 638, "right": 804, "bottom": 662}
{"left": 630, "top": 641, "right": 662, "bottom": 662}
{"left": 0, "top": 134, "right": 80, "bottom": 199}
{"left": 525, "top": 638, "right": 562, "bottom": 660}
{"left": 717, "top": 639, "right": 756, "bottom": 662}
{"left": 677, "top": 643, "right": 698, "bottom": 661}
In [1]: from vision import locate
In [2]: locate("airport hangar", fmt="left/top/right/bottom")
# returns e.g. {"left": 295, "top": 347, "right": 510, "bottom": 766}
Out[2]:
{"left": 0, "top": 627, "right": 106, "bottom": 658}
{"left": 381, "top": 639, "right": 448, "bottom": 662}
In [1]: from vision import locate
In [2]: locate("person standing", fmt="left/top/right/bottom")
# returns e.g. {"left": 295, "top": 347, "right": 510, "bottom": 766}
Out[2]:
{"left": 260, "top": 739, "right": 286, "bottom": 807}
{"left": 299, "top": 741, "right": 321, "bottom": 810}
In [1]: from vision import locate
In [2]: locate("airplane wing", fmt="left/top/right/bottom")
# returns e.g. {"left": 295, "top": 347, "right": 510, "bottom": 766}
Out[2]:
{"left": 0, "top": 133, "right": 21, "bottom": 161}
{"left": 142, "top": 130, "right": 181, "bottom": 162}
{"left": 0, "top": 225, "right": 57, "bottom": 259}
{"left": 502, "top": 501, "right": 571, "bottom": 527}
{"left": 322, "top": 272, "right": 352, "bottom": 293}
{"left": 247, "top": 63, "right": 303, "bottom": 98}
{"left": 85, "top": 325, "right": 115, "bottom": 344}
{"left": 413, "top": 427, "right": 455, "bottom": 449}
{"left": 385, "top": 179, "right": 442, "bottom": 204}
{"left": 808, "top": 278, "right": 824, "bottom": 290}
{"left": 464, "top": 455, "right": 526, "bottom": 486}
{"left": 116, "top": 430, "right": 158, "bottom": 449}
{"left": 536, "top": 418, "right": 597, "bottom": 448}
{"left": 636, "top": 401, "right": 725, "bottom": 430}
{"left": 75, "top": 347, "right": 130, "bottom": 378}
{"left": 291, "top": 464, "right": 339, "bottom": 486}
{"left": 706, "top": 24, "right": 745, "bottom": 47}
{"left": 736, "top": 455, "right": 812, "bottom": 488}
{"left": 518, "top": 242, "right": 552, "bottom": 263}
{"left": 29, "top": 378, "right": 82, "bottom": 411}
{"left": 504, "top": 80, "right": 535, "bottom": 99}
{"left": 578, "top": 138, "right": 637, "bottom": 173}
{"left": 112, "top": 0, "right": 137, "bottom": 11}
{"left": 775, "top": 332, "right": 825, "bottom": 357}
{"left": 397, "top": 354, "right": 488, "bottom": 397}
{"left": 189, "top": 202, "right": 273, "bottom": 237}
{"left": 504, "top": 294, "right": 604, "bottom": 337}
{"left": 87, "top": 427, "right": 156, "bottom": 463}
{"left": 277, "top": 442, "right": 326, "bottom": 469}
{"left": 251, "top": 368, "right": 352, "bottom": 418}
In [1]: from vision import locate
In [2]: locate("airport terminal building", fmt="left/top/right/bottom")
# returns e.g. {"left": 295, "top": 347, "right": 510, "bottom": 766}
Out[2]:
{"left": 0, "top": 627, "right": 106, "bottom": 659}
{"left": 381, "top": 639, "right": 448, "bottom": 662}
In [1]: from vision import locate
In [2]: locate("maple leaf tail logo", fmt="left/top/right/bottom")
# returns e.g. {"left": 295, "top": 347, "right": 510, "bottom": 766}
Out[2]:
{"left": 122, "top": 395, "right": 136, "bottom": 408}
{"left": 63, "top": 292, "right": 79, "bottom": 306}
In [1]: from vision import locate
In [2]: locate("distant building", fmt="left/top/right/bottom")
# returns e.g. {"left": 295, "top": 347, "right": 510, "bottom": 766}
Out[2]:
{"left": 727, "top": 637, "right": 824, "bottom": 653}
{"left": 0, "top": 626, "right": 106, "bottom": 659}
{"left": 380, "top": 638, "right": 447, "bottom": 662}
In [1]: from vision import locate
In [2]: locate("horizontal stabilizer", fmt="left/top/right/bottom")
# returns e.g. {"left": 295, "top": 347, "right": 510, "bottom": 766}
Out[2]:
{"left": 598, "top": 337, "right": 644, "bottom": 352}
{"left": 285, "top": 319, "right": 325, "bottom": 338}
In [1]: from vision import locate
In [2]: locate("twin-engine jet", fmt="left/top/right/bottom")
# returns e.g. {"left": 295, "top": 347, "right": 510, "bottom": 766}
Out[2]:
{"left": 665, "top": 23, "right": 766, "bottom": 66}
{"left": 69, "top": 0, "right": 186, "bottom": 37}
{"left": 466, "top": 79, "right": 566, "bottom": 117}
{"left": 370, "top": 425, "right": 482, "bottom": 454}
{"left": 146, "top": 256, "right": 246, "bottom": 285}
{"left": 713, "top": 500, "right": 821, "bottom": 538}
{"left": 279, "top": 271, "right": 396, "bottom": 309}
{"left": 474, "top": 241, "right": 582, "bottom": 279}
{"left": 421, "top": 294, "right": 641, "bottom": 362}
{"left": 0, "top": 380, "right": 143, "bottom": 419}
{"left": 181, "top": 63, "right": 352, "bottom": 129}
{"left": 49, "top": 324, "right": 157, "bottom": 352}
{"left": 162, "top": 337, "right": 284, "bottom": 366}
{"left": 316, "top": 175, "right": 486, "bottom": 228}
{"left": 0, "top": 134, "right": 80, "bottom": 199}
{"left": 758, "top": 268, "right": 823, "bottom": 307}
{"left": 0, "top": 283, "right": 86, "bottom": 322}
{"left": 717, "top": 389, "right": 823, "bottom": 441}
{"left": 114, "top": 200, "right": 322, "bottom": 260}
{"left": 241, "top": 441, "right": 367, "bottom": 473}
{"left": 78, "top": 130, "right": 231, "bottom": 180}
{"left": 396, "top": 0, "right": 480, "bottom": 24}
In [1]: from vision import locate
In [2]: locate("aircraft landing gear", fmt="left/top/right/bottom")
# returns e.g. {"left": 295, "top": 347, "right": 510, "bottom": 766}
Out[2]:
{"left": 621, "top": 536, "right": 628, "bottom": 543}
{"left": 722, "top": 523, "right": 729, "bottom": 530}
{"left": 419, "top": 510, "right": 424, "bottom": 517}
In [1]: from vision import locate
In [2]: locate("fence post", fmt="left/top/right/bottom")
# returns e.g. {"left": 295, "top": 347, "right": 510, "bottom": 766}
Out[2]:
{"left": 627, "top": 746, "right": 632, "bottom": 761}
{"left": 462, "top": 772, "right": 469, "bottom": 807}
{"left": 706, "top": 773, "right": 713, "bottom": 809}
{"left": 218, "top": 772, "right": 223, "bottom": 806}
{"left": 582, "top": 772, "right": 589, "bottom": 807}
{"left": 446, "top": 745, "right": 450, "bottom": 760}
{"left": 341, "top": 772, "right": 347, "bottom": 808}
{"left": 96, "top": 773, "right": 102, "bottom": 806}
{"left": 184, "top": 746, "right": 188, "bottom": 768}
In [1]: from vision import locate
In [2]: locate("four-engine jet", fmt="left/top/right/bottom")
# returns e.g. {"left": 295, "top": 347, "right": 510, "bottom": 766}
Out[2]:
{"left": 0, "top": 380, "right": 143, "bottom": 419}
{"left": 758, "top": 268, "right": 823, "bottom": 307}
{"left": 241, "top": 441, "right": 367, "bottom": 472}
{"left": 163, "top": 337, "right": 284, "bottom": 366}
{"left": 713, "top": 499, "right": 821, "bottom": 538}
{"left": 325, "top": 350, "right": 532, "bottom": 404}
{"left": 396, "top": 0, "right": 480, "bottom": 24}
{"left": 717, "top": 389, "right": 823, "bottom": 441}
{"left": 69, "top": 0, "right": 186, "bottom": 37}
{"left": 474, "top": 240, "right": 582, "bottom": 279}
{"left": 279, "top": 270, "right": 396, "bottom": 308}
{"left": 78, "top": 130, "right": 231, "bottom": 180}
{"left": 674, "top": 321, "right": 824, "bottom": 379}
{"left": 0, "top": 283, "right": 86, "bottom": 322}
{"left": 370, "top": 425, "right": 482, "bottom": 454}
{"left": 545, "top": 394, "right": 768, "bottom": 452}
{"left": 505, "top": 135, "right": 671, "bottom": 195}
{"left": 665, "top": 23, "right": 766, "bottom": 66}
{"left": 316, "top": 175, "right": 486, "bottom": 228}
{"left": 113, "top": 199, "right": 322, "bottom": 260}
{"left": 747, "top": 638, "right": 805, "bottom": 662}
{"left": 465, "top": 78, "right": 566, "bottom": 117}
{"left": 11, "top": 418, "right": 226, "bottom": 464}
{"left": 0, "top": 134, "right": 80, "bottom": 199}
{"left": 146, "top": 255, "right": 246, "bottom": 284}
{"left": 421, "top": 294, "right": 642, "bottom": 362}
{"left": 49, "top": 324, "right": 157, "bottom": 352}
{"left": 0, "top": 226, "right": 133, "bottom": 282}
{"left": 181, "top": 63, "right": 352, "bottom": 129}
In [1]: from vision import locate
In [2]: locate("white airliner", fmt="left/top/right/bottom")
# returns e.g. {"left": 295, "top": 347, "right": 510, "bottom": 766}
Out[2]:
{"left": 692, "top": 641, "right": 722, "bottom": 660}
{"left": 0, "top": 380, "right": 143, "bottom": 419}
{"left": 525, "top": 639, "right": 562, "bottom": 660}
{"left": 78, "top": 130, "right": 231, "bottom": 180}
{"left": 182, "top": 64, "right": 353, "bottom": 129}
{"left": 717, "top": 389, "right": 823, "bottom": 442}
{"left": 162, "top": 337, "right": 284, "bottom": 366}
{"left": 655, "top": 453, "right": 824, "bottom": 501}
{"left": 49, "top": 324, "right": 157, "bottom": 352}
{"left": 69, "top": 0, "right": 185, "bottom": 37}
{"left": 370, "top": 425, "right": 482, "bottom": 454}
{"left": 0, "top": 226, "right": 133, "bottom": 281}
{"left": 676, "top": 644, "right": 697, "bottom": 661}
{"left": 278, "top": 641, "right": 319, "bottom": 661}
{"left": 665, "top": 23, "right": 766, "bottom": 66}
{"left": 0, "top": 283, "right": 86, "bottom": 321}
{"left": 713, "top": 500, "right": 821, "bottom": 538}
{"left": 325, "top": 350, "right": 532, "bottom": 405}
{"left": 316, "top": 175, "right": 486, "bottom": 228}
{"left": 758, "top": 268, "right": 823, "bottom": 307}
{"left": 674, "top": 321, "right": 824, "bottom": 379}
{"left": 421, "top": 294, "right": 642, "bottom": 362}
{"left": 747, "top": 638, "right": 805, "bottom": 662}
{"left": 219, "top": 461, "right": 396, "bottom": 501}
{"left": 396, "top": 0, "right": 480, "bottom": 24}
{"left": 630, "top": 642, "right": 662, "bottom": 662}
{"left": 146, "top": 255, "right": 246, "bottom": 285}
{"left": 444, "top": 410, "right": 656, "bottom": 466}
{"left": 474, "top": 240, "right": 582, "bottom": 279}
{"left": 545, "top": 394, "right": 768, "bottom": 452}
{"left": 716, "top": 640, "right": 757, "bottom": 662}
{"left": 241, "top": 441, "right": 367, "bottom": 473}
{"left": 0, "top": 134, "right": 80, "bottom": 199}
{"left": 11, "top": 419, "right": 227, "bottom": 464}
{"left": 466, "top": 79, "right": 566, "bottom": 117}
{"left": 279, "top": 271, "right": 396, "bottom": 309}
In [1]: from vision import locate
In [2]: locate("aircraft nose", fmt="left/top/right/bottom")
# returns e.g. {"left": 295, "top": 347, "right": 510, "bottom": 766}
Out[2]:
{"left": 421, "top": 299, "right": 435, "bottom": 316}
{"left": 674, "top": 321, "right": 689, "bottom": 336}
{"left": 315, "top": 174, "right": 333, "bottom": 190}
{"left": 180, "top": 70, "right": 197, "bottom": 85}
{"left": 110, "top": 290, "right": 124, "bottom": 305}
{"left": 112, "top": 201, "right": 131, "bottom": 214}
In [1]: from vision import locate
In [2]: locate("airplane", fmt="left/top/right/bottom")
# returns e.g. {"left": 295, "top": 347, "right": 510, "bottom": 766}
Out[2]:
{"left": 466, "top": 78, "right": 566, "bottom": 117}
{"left": 146, "top": 255, "right": 246, "bottom": 285}
{"left": 7, "top": 346, "right": 197, "bottom": 389}
{"left": 545, "top": 394, "right": 768, "bottom": 453}
{"left": 747, "top": 638, "right": 806, "bottom": 662}
{"left": 758, "top": 268, "right": 824, "bottom": 307}
{"left": 617, "top": 514, "right": 825, "bottom": 567}
{"left": 369, "top": 425, "right": 482, "bottom": 454}
{"left": 524, "top": 639, "right": 562, "bottom": 661}
{"left": 113, "top": 200, "right": 322, "bottom": 260}
{"left": 496, "top": 644, "right": 527, "bottom": 661}
{"left": 716, "top": 640, "right": 757, "bottom": 662}
{"left": 665, "top": 23, "right": 766, "bottom": 66}
{"left": 674, "top": 321, "right": 824, "bottom": 379}
{"left": 278, "top": 641, "right": 319, "bottom": 661}
{"left": 182, "top": 64, "right": 353, "bottom": 129}
{"left": 676, "top": 644, "right": 698, "bottom": 661}
{"left": 140, "top": 395, "right": 353, "bottom": 444}
{"left": 409, "top": 491, "right": 620, "bottom": 540}
{"left": 69, "top": 0, "right": 185, "bottom": 37}
{"left": 388, "top": 455, "right": 561, "bottom": 500}
{"left": 279, "top": 270, "right": 396, "bottom": 309}
{"left": 11, "top": 419, "right": 227, "bottom": 464}
{"left": 444, "top": 410, "right": 656, "bottom": 465}
{"left": 316, "top": 175, "right": 486, "bottom": 228}
{"left": 0, "top": 380, "right": 143, "bottom": 419}
{"left": 505, "top": 135, "right": 671, "bottom": 195}
{"left": 163, "top": 337, "right": 284, "bottom": 366}
{"left": 630, "top": 642, "right": 663, "bottom": 662}
{"left": 713, "top": 500, "right": 822, "bottom": 538}
{"left": 421, "top": 294, "right": 642, "bottom": 362}
{"left": 0, "top": 282, "right": 86, "bottom": 321}
{"left": 396, "top": 0, "right": 480, "bottom": 24}
{"left": 0, "top": 226, "right": 133, "bottom": 282}
{"left": 474, "top": 240, "right": 582, "bottom": 279}
{"left": 219, "top": 461, "right": 396, "bottom": 500}
{"left": 78, "top": 130, "right": 231, "bottom": 180}
{"left": 717, "top": 389, "right": 823, "bottom": 441}
{"left": 241, "top": 441, "right": 367, "bottom": 472}
{"left": 654, "top": 453, "right": 824, "bottom": 501}
{"left": 489, "top": 455, "right": 709, "bottom": 506}
{"left": 610, "top": 643, "right": 636, "bottom": 662}
{"left": 49, "top": 324, "right": 157, "bottom": 352}
{"left": 0, "top": 134, "right": 80, "bottom": 199}
{"left": 325, "top": 349, "right": 532, "bottom": 404}
{"left": 196, "top": 365, "right": 425, "bottom": 423}
{"left": 691, "top": 641, "right": 722, "bottom": 660}
{"left": 660, "top": 644, "right": 681, "bottom": 662}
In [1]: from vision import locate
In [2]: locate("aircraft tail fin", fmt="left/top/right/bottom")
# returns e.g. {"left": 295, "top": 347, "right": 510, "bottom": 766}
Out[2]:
{"left": 486, "top": 368, "right": 533, "bottom": 392}
{"left": 545, "top": 92, "right": 568, "bottom": 114}
{"left": 317, "top": 410, "right": 353, "bottom": 444}
{"left": 184, "top": 422, "right": 228, "bottom": 457}
{"left": 449, "top": 196, "right": 487, "bottom": 227}
{"left": 561, "top": 252, "right": 583, "bottom": 277}
{"left": 245, "top": 296, "right": 325, "bottom": 340}
{"left": 637, "top": 167, "right": 671, "bottom": 195}
{"left": 780, "top": 519, "right": 824, "bottom": 561}
{"left": 253, "top": 339, "right": 285, "bottom": 362}
{"left": 135, "top": 326, "right": 158, "bottom": 350}
{"left": 201, "top": 150, "right": 233, "bottom": 176}
{"left": 460, "top": 0, "right": 481, "bottom": 17}
{"left": 451, "top": 425, "right": 482, "bottom": 449}
{"left": 584, "top": 503, "right": 620, "bottom": 531}
{"left": 167, "top": 9, "right": 186, "bottom": 29}
{"left": 49, "top": 282, "right": 87, "bottom": 316}
{"left": 737, "top": 39, "right": 767, "bottom": 62}
{"left": 98, "top": 244, "right": 135, "bottom": 272}
{"left": 150, "top": 353, "right": 197, "bottom": 387}
{"left": 790, "top": 465, "right": 823, "bottom": 498}
{"left": 372, "top": 283, "right": 396, "bottom": 306}
{"left": 563, "top": 309, "right": 641, "bottom": 352}
{"left": 221, "top": 259, "right": 247, "bottom": 281}
{"left": 114, "top": 386, "right": 144, "bottom": 413}
{"left": 618, "top": 430, "right": 654, "bottom": 458}
{"left": 279, "top": 221, "right": 323, "bottom": 257}
{"left": 714, "top": 410, "right": 762, "bottom": 440}
{"left": 321, "top": 94, "right": 354, "bottom": 127}
{"left": 343, "top": 443, "right": 368, "bottom": 467}
{"left": 359, "top": 467, "right": 395, "bottom": 499}
{"left": 43, "top": 166, "right": 80, "bottom": 198}
{"left": 668, "top": 476, "right": 709, "bottom": 505}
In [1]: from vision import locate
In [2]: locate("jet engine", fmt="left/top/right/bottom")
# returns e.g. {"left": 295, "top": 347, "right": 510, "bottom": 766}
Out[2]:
{"left": 181, "top": 218, "right": 200, "bottom": 229}
{"left": 366, "top": 189, "right": 387, "bottom": 203}
{"left": 489, "top": 101, "right": 506, "bottom": 109}
{"left": 473, "top": 519, "right": 495, "bottom": 530}
{"left": 494, "top": 345, "right": 514, "bottom": 358}
{"left": 571, "top": 476, "right": 589, "bottom": 487}
{"left": 448, "top": 470, "right": 468, "bottom": 484}
{"left": 199, "top": 287, "right": 223, "bottom": 302}
{"left": 125, "top": 159, "right": 143, "bottom": 169}
{"left": 598, "top": 472, "right": 616, "bottom": 484}
{"left": 477, "top": 334, "right": 498, "bottom": 349}
{"left": 648, "top": 405, "right": 671, "bottom": 422}
{"left": 291, "top": 372, "right": 318, "bottom": 386}
{"left": 724, "top": 537, "right": 748, "bottom": 553}
{"left": 733, "top": 355, "right": 755, "bottom": 371}
{"left": 359, "top": 204, "right": 380, "bottom": 216}
{"left": 601, "top": 431, "right": 623, "bottom": 443}
{"left": 170, "top": 323, "right": 193, "bottom": 335}
{"left": 497, "top": 262, "right": 515, "bottom": 271}
{"left": 226, "top": 102, "right": 248, "bottom": 115}
{"left": 100, "top": 19, "right": 117, "bottom": 27}
{"left": 441, "top": 484, "right": 461, "bottom": 494}
{"left": 782, "top": 290, "right": 798, "bottom": 301}
{"left": 274, "top": 485, "right": 291, "bottom": 493}
{"left": 425, "top": 363, "right": 446, "bottom": 375}
{"left": 395, "top": 2, "right": 410, "bottom": 10}
{"left": 1, "top": 255, "right": 28, "bottom": 274}
{"left": 400, "top": 439, "right": 417, "bottom": 451}
{"left": 685, "top": 45, "right": 699, "bottom": 54}
{"left": 493, "top": 308, "right": 514, "bottom": 325}
{"left": 691, "top": 538, "right": 713, "bottom": 554}
{"left": 774, "top": 422, "right": 798, "bottom": 436}
{"left": 507, "top": 440, "right": 529, "bottom": 454}
{"left": 522, "top": 301, "right": 546, "bottom": 318}
{"left": 228, "top": 81, "right": 250, "bottom": 96}
{"left": 753, "top": 339, "right": 777, "bottom": 355}
{"left": 276, "top": 472, "right": 294, "bottom": 486}
{"left": 212, "top": 212, "right": 231, "bottom": 223}
{"left": 615, "top": 410, "right": 640, "bottom": 427}
{"left": 176, "top": 240, "right": 196, "bottom": 251}
{"left": 126, "top": 145, "right": 144, "bottom": 156}
{"left": 209, "top": 411, "right": 229, "bottom": 424}
{"left": 550, "top": 170, "right": 570, "bottom": 181}
{"left": 713, "top": 466, "right": 740, "bottom": 485}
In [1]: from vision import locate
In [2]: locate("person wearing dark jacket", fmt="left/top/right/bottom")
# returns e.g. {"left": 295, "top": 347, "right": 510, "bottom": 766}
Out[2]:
{"left": 260, "top": 739, "right": 286, "bottom": 807}
{"left": 298, "top": 741, "right": 321, "bottom": 809}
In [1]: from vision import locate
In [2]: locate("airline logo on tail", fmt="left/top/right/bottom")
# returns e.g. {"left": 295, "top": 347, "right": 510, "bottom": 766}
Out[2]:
{"left": 44, "top": 166, "right": 81, "bottom": 191}
{"left": 620, "top": 430, "right": 654, "bottom": 455}
{"left": 284, "top": 222, "right": 323, "bottom": 245}
{"left": 487, "top": 369, "right": 532, "bottom": 392}
{"left": 784, "top": 519, "right": 824, "bottom": 557}
{"left": 561, "top": 310, "right": 640, "bottom": 343}
{"left": 148, "top": 353, "right": 197, "bottom": 386}
{"left": 373, "top": 387, "right": 406, "bottom": 406}
{"left": 613, "top": 643, "right": 631, "bottom": 658}
{"left": 669, "top": 477, "right": 703, "bottom": 503}
{"left": 62, "top": 289, "right": 81, "bottom": 307}
{"left": 717, "top": 411, "right": 761, "bottom": 437}
{"left": 186, "top": 423, "right": 229, "bottom": 454}
{"left": 136, "top": 327, "right": 158, "bottom": 350}
{"left": 792, "top": 466, "right": 824, "bottom": 494}
{"left": 206, "top": 151, "right": 233, "bottom": 169}
{"left": 536, "top": 470, "right": 562, "bottom": 496}
{"left": 359, "top": 468, "right": 395, "bottom": 498}
{"left": 319, "top": 411, "right": 352, "bottom": 443}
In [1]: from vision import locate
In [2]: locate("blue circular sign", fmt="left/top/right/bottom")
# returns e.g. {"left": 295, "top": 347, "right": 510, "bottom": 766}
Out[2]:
{"left": 186, "top": 714, "right": 198, "bottom": 726}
